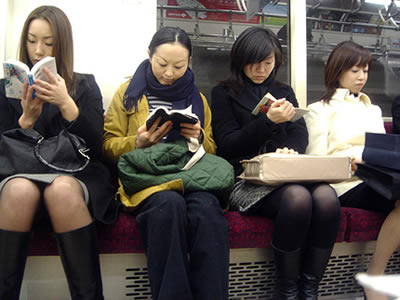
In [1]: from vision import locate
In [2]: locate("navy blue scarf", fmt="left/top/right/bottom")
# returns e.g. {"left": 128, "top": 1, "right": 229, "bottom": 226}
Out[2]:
{"left": 123, "top": 59, "right": 204, "bottom": 126}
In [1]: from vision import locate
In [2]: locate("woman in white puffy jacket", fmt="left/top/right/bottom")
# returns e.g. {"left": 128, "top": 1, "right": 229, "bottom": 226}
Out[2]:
{"left": 305, "top": 40, "right": 400, "bottom": 300}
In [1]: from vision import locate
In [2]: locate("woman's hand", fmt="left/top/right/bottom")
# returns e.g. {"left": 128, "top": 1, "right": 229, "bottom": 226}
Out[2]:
{"left": 275, "top": 147, "right": 298, "bottom": 155}
{"left": 135, "top": 117, "right": 173, "bottom": 149}
{"left": 266, "top": 98, "right": 295, "bottom": 124}
{"left": 18, "top": 82, "right": 45, "bottom": 128}
{"left": 33, "top": 67, "right": 79, "bottom": 121}
{"left": 180, "top": 120, "right": 202, "bottom": 140}
{"left": 351, "top": 157, "right": 363, "bottom": 172}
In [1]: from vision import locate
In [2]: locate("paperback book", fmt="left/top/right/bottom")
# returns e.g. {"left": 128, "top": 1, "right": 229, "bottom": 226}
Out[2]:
{"left": 2, "top": 56, "right": 57, "bottom": 99}
{"left": 146, "top": 105, "right": 199, "bottom": 130}
{"left": 252, "top": 92, "right": 309, "bottom": 122}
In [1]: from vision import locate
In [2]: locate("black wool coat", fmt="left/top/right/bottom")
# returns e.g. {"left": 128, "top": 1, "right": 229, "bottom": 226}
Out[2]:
{"left": 211, "top": 80, "right": 309, "bottom": 176}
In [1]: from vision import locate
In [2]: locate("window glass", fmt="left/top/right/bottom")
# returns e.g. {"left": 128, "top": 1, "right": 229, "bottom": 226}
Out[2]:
{"left": 306, "top": 0, "right": 400, "bottom": 118}
{"left": 157, "top": 0, "right": 290, "bottom": 102}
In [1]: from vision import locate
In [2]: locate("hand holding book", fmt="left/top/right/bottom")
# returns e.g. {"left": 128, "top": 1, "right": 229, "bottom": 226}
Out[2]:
{"left": 3, "top": 56, "right": 57, "bottom": 100}
{"left": 146, "top": 105, "right": 199, "bottom": 130}
{"left": 252, "top": 92, "right": 309, "bottom": 122}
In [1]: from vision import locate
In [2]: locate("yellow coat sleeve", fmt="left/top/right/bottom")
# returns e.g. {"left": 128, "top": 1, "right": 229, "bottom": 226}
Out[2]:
{"left": 201, "top": 94, "right": 216, "bottom": 155}
{"left": 103, "top": 80, "right": 149, "bottom": 163}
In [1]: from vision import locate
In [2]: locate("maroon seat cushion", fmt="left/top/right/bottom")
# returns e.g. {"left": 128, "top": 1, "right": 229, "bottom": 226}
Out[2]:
{"left": 28, "top": 213, "right": 144, "bottom": 256}
{"left": 27, "top": 122, "right": 394, "bottom": 256}
{"left": 28, "top": 210, "right": 350, "bottom": 256}
{"left": 97, "top": 213, "right": 144, "bottom": 254}
{"left": 226, "top": 212, "right": 273, "bottom": 248}
{"left": 29, "top": 228, "right": 58, "bottom": 256}
{"left": 342, "top": 207, "right": 386, "bottom": 242}
{"left": 385, "top": 122, "right": 393, "bottom": 134}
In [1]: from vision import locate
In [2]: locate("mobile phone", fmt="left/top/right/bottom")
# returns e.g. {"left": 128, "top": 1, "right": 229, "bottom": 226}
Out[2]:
{"left": 27, "top": 74, "right": 36, "bottom": 99}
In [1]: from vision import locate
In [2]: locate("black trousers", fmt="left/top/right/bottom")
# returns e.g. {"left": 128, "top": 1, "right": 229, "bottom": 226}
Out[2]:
{"left": 135, "top": 190, "right": 229, "bottom": 300}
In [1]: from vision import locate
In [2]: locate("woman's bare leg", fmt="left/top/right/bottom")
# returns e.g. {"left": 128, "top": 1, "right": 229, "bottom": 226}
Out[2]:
{"left": 0, "top": 178, "right": 41, "bottom": 231}
{"left": 43, "top": 176, "right": 91, "bottom": 233}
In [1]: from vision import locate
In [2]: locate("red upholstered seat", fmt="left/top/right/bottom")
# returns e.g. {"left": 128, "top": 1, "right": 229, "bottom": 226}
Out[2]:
{"left": 384, "top": 122, "right": 393, "bottom": 134}
{"left": 28, "top": 213, "right": 144, "bottom": 256}
{"left": 27, "top": 122, "right": 393, "bottom": 256}
{"left": 28, "top": 209, "right": 354, "bottom": 256}
{"left": 342, "top": 207, "right": 386, "bottom": 242}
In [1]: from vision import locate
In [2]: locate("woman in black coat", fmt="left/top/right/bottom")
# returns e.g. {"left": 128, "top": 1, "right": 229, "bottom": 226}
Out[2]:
{"left": 0, "top": 6, "right": 118, "bottom": 300}
{"left": 211, "top": 27, "right": 341, "bottom": 300}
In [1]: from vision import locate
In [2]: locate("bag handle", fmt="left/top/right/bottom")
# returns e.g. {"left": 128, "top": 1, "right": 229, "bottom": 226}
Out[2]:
{"left": 181, "top": 137, "right": 206, "bottom": 171}
{"left": 34, "top": 136, "right": 90, "bottom": 173}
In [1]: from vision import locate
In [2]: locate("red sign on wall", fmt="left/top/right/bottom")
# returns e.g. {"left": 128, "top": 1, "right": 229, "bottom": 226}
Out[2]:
{"left": 166, "top": 0, "right": 260, "bottom": 24}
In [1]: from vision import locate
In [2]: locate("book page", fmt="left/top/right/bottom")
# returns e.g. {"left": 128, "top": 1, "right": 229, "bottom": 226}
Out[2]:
{"left": 169, "top": 105, "right": 198, "bottom": 119}
{"left": 31, "top": 56, "right": 57, "bottom": 82}
{"left": 291, "top": 108, "right": 309, "bottom": 122}
{"left": 2, "top": 60, "right": 30, "bottom": 99}
{"left": 146, "top": 105, "right": 198, "bottom": 130}
{"left": 252, "top": 92, "right": 309, "bottom": 122}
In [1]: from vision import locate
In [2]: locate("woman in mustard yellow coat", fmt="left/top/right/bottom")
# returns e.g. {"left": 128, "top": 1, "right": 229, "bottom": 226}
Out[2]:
{"left": 103, "top": 27, "right": 229, "bottom": 300}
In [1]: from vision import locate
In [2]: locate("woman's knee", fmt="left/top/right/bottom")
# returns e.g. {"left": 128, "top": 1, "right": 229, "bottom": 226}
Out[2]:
{"left": 312, "top": 184, "right": 337, "bottom": 200}
{"left": 186, "top": 192, "right": 226, "bottom": 227}
{"left": 312, "top": 184, "right": 340, "bottom": 214}
{"left": 138, "top": 191, "right": 186, "bottom": 225}
{"left": 153, "top": 190, "right": 186, "bottom": 211}
{"left": 187, "top": 191, "right": 221, "bottom": 210}
{"left": 43, "top": 176, "right": 85, "bottom": 211}
{"left": 0, "top": 178, "right": 41, "bottom": 210}
{"left": 280, "top": 184, "right": 312, "bottom": 211}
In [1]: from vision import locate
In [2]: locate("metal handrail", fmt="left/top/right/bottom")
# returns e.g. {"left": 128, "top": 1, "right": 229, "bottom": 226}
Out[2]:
{"left": 157, "top": 3, "right": 400, "bottom": 56}
{"left": 157, "top": 4, "right": 400, "bottom": 31}
{"left": 157, "top": 4, "right": 287, "bottom": 19}
{"left": 307, "top": 16, "right": 399, "bottom": 31}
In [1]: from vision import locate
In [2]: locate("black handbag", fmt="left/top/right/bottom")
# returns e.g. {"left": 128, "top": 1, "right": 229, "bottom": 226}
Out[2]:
{"left": 362, "top": 132, "right": 400, "bottom": 171}
{"left": 0, "top": 128, "right": 90, "bottom": 178}
{"left": 356, "top": 132, "right": 400, "bottom": 201}
{"left": 355, "top": 163, "right": 400, "bottom": 201}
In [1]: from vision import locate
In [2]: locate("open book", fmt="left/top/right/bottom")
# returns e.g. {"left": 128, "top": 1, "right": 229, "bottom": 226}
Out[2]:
{"left": 2, "top": 56, "right": 57, "bottom": 99}
{"left": 146, "top": 105, "right": 199, "bottom": 130}
{"left": 252, "top": 92, "right": 309, "bottom": 122}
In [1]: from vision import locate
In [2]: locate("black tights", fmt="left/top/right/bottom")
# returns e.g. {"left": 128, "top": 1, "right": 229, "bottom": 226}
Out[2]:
{"left": 252, "top": 183, "right": 340, "bottom": 251}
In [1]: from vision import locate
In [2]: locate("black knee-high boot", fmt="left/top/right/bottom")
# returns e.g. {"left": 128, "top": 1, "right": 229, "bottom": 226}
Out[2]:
{"left": 299, "top": 246, "right": 333, "bottom": 300}
{"left": 55, "top": 222, "right": 104, "bottom": 300}
{"left": 0, "top": 229, "right": 30, "bottom": 300}
{"left": 273, "top": 244, "right": 301, "bottom": 300}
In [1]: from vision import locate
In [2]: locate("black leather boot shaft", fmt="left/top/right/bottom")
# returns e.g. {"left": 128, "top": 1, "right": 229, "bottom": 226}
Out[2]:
{"left": 272, "top": 244, "right": 302, "bottom": 300}
{"left": 0, "top": 228, "right": 30, "bottom": 300}
{"left": 299, "top": 246, "right": 333, "bottom": 300}
{"left": 55, "top": 222, "right": 104, "bottom": 300}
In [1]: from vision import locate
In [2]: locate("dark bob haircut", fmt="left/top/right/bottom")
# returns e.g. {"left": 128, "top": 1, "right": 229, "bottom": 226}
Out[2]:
{"left": 223, "top": 26, "right": 283, "bottom": 93}
{"left": 321, "top": 40, "right": 373, "bottom": 102}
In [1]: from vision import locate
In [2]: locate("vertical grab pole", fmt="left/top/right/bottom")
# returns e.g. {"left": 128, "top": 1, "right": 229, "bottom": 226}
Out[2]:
{"left": 289, "top": 0, "right": 307, "bottom": 108}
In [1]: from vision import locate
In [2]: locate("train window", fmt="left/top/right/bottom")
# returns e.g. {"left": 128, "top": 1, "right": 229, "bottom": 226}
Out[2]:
{"left": 157, "top": 0, "right": 290, "bottom": 103}
{"left": 305, "top": 0, "right": 400, "bottom": 118}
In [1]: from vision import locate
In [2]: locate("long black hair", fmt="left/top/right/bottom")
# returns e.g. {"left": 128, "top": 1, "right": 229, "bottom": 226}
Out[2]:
{"left": 222, "top": 26, "right": 283, "bottom": 94}
{"left": 19, "top": 6, "right": 76, "bottom": 96}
